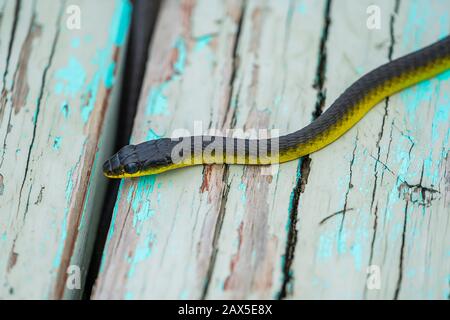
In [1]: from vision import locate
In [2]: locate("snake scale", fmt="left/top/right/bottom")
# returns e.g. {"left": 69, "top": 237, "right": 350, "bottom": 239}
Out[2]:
{"left": 103, "top": 36, "right": 450, "bottom": 179}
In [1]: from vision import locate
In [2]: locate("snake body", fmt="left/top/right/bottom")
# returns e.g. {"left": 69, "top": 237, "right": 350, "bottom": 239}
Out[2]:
{"left": 103, "top": 36, "right": 450, "bottom": 179}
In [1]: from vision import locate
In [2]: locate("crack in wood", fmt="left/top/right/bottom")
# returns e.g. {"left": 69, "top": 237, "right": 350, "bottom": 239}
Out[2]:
{"left": 0, "top": 0, "right": 21, "bottom": 168}
{"left": 312, "top": 0, "right": 332, "bottom": 119}
{"left": 200, "top": 1, "right": 246, "bottom": 298}
{"left": 278, "top": 0, "right": 333, "bottom": 300}
{"left": 12, "top": 18, "right": 42, "bottom": 114}
{"left": 201, "top": 166, "right": 231, "bottom": 299}
{"left": 338, "top": 131, "right": 358, "bottom": 237}
{"left": 393, "top": 201, "right": 408, "bottom": 299}
{"left": 365, "top": 1, "right": 400, "bottom": 298}
{"left": 398, "top": 163, "right": 440, "bottom": 207}
{"left": 319, "top": 208, "right": 355, "bottom": 225}
{"left": 17, "top": 3, "right": 63, "bottom": 223}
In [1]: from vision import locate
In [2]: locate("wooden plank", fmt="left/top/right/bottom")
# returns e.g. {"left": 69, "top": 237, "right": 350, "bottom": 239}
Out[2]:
{"left": 289, "top": 0, "right": 450, "bottom": 299}
{"left": 204, "top": 0, "right": 326, "bottom": 299}
{"left": 93, "top": 0, "right": 326, "bottom": 299}
{"left": 0, "top": 0, "right": 131, "bottom": 299}
{"left": 93, "top": 0, "right": 245, "bottom": 299}
{"left": 93, "top": 0, "right": 450, "bottom": 299}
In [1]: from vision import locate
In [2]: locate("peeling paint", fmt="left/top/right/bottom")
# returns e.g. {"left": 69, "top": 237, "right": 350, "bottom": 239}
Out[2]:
{"left": 54, "top": 57, "right": 86, "bottom": 98}
{"left": 194, "top": 34, "right": 214, "bottom": 52}
{"left": 127, "top": 233, "right": 155, "bottom": 278}
{"left": 147, "top": 128, "right": 161, "bottom": 140}
{"left": 145, "top": 36, "right": 189, "bottom": 116}
{"left": 238, "top": 182, "right": 246, "bottom": 203}
{"left": 174, "top": 37, "right": 187, "bottom": 74}
{"left": 81, "top": 0, "right": 132, "bottom": 123}
{"left": 146, "top": 83, "right": 169, "bottom": 116}
{"left": 53, "top": 136, "right": 61, "bottom": 150}
{"left": 60, "top": 101, "right": 69, "bottom": 119}
{"left": 53, "top": 167, "right": 75, "bottom": 268}
{"left": 71, "top": 37, "right": 80, "bottom": 49}
{"left": 131, "top": 176, "right": 156, "bottom": 234}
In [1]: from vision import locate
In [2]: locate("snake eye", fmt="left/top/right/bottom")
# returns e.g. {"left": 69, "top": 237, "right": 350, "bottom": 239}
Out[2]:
{"left": 124, "top": 162, "right": 139, "bottom": 174}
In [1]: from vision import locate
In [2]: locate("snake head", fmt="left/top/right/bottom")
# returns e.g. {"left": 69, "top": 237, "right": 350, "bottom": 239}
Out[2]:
{"left": 103, "top": 138, "right": 178, "bottom": 178}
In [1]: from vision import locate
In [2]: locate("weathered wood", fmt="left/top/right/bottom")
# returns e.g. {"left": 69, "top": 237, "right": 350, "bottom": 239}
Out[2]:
{"left": 0, "top": 0, "right": 131, "bottom": 299}
{"left": 93, "top": 0, "right": 450, "bottom": 299}
{"left": 93, "top": 0, "right": 245, "bottom": 299}
{"left": 289, "top": 0, "right": 450, "bottom": 300}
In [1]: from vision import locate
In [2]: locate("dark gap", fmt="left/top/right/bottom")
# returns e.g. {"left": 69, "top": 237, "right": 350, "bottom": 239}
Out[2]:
{"left": 82, "top": 0, "right": 161, "bottom": 299}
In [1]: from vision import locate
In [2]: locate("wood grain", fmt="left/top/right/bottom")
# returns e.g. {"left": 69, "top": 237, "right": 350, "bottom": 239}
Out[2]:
{"left": 93, "top": 0, "right": 450, "bottom": 299}
{"left": 0, "top": 0, "right": 131, "bottom": 299}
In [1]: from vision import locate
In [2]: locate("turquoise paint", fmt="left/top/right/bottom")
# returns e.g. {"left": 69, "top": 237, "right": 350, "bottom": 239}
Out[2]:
{"left": 54, "top": 57, "right": 86, "bottom": 97}
{"left": 230, "top": 95, "right": 238, "bottom": 109}
{"left": 350, "top": 243, "right": 362, "bottom": 271}
{"left": 53, "top": 167, "right": 75, "bottom": 268}
{"left": 400, "top": 80, "right": 433, "bottom": 128}
{"left": 54, "top": 83, "right": 63, "bottom": 94}
{"left": 110, "top": 0, "right": 132, "bottom": 46}
{"left": 337, "top": 227, "right": 347, "bottom": 254}
{"left": 79, "top": 141, "right": 101, "bottom": 231}
{"left": 147, "top": 128, "right": 162, "bottom": 140}
{"left": 406, "top": 268, "right": 417, "bottom": 278}
{"left": 297, "top": 2, "right": 307, "bottom": 14}
{"left": 402, "top": 0, "right": 430, "bottom": 50}
{"left": 81, "top": 0, "right": 132, "bottom": 124}
{"left": 126, "top": 184, "right": 135, "bottom": 203}
{"left": 145, "top": 36, "right": 189, "bottom": 116}
{"left": 99, "top": 180, "right": 124, "bottom": 273}
{"left": 285, "top": 159, "right": 302, "bottom": 232}
{"left": 194, "top": 34, "right": 214, "bottom": 52}
{"left": 81, "top": 71, "right": 99, "bottom": 123}
{"left": 273, "top": 95, "right": 282, "bottom": 108}
{"left": 146, "top": 83, "right": 169, "bottom": 115}
{"left": 391, "top": 1, "right": 450, "bottom": 218}
{"left": 127, "top": 233, "right": 155, "bottom": 278}
{"left": 238, "top": 182, "right": 246, "bottom": 203}
{"left": 133, "top": 204, "right": 155, "bottom": 233}
{"left": 179, "top": 289, "right": 189, "bottom": 300}
{"left": 156, "top": 182, "right": 162, "bottom": 205}
{"left": 82, "top": 48, "right": 108, "bottom": 123}
{"left": 53, "top": 136, "right": 62, "bottom": 150}
{"left": 105, "top": 62, "right": 116, "bottom": 89}
{"left": 71, "top": 37, "right": 81, "bottom": 48}
{"left": 174, "top": 37, "right": 187, "bottom": 74}
{"left": 1, "top": 232, "right": 6, "bottom": 242}
{"left": 124, "top": 292, "right": 134, "bottom": 300}
{"left": 60, "top": 101, "right": 69, "bottom": 119}
{"left": 131, "top": 176, "right": 157, "bottom": 234}
{"left": 437, "top": 69, "right": 450, "bottom": 82}
{"left": 431, "top": 93, "right": 450, "bottom": 143}
{"left": 317, "top": 233, "right": 333, "bottom": 260}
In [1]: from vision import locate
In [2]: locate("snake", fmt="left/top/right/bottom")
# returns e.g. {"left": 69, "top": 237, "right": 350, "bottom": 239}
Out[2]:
{"left": 103, "top": 35, "right": 450, "bottom": 179}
